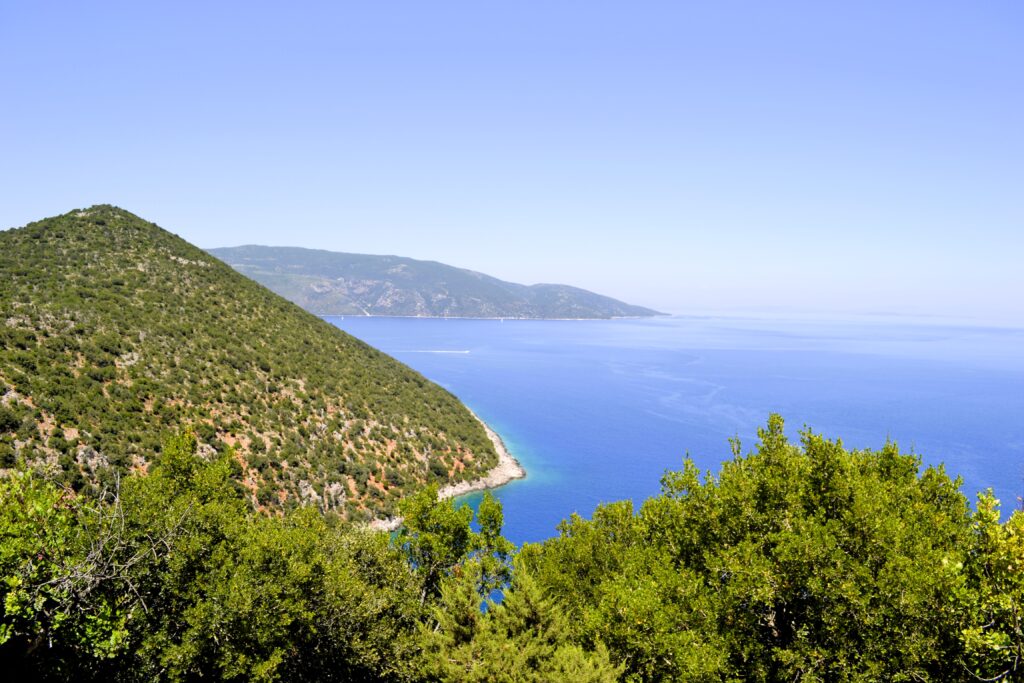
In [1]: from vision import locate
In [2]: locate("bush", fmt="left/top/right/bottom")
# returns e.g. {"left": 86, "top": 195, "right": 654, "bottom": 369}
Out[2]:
{"left": 0, "top": 406, "right": 20, "bottom": 433}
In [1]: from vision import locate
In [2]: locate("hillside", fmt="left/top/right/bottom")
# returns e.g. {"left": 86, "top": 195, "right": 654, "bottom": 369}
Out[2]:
{"left": 208, "top": 245, "right": 663, "bottom": 318}
{"left": 0, "top": 206, "right": 499, "bottom": 520}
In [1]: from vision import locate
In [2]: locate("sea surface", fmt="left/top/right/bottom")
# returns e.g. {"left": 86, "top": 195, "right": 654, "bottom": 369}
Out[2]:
{"left": 327, "top": 315, "right": 1024, "bottom": 544}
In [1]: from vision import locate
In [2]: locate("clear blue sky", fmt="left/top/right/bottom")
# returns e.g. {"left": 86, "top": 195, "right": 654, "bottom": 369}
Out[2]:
{"left": 2, "top": 2, "right": 1021, "bottom": 323}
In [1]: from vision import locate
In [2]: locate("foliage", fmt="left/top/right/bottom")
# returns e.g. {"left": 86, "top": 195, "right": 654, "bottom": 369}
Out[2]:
{"left": 960, "top": 492, "right": 1024, "bottom": 681}
{"left": 522, "top": 415, "right": 1024, "bottom": 682}
{"left": 417, "top": 561, "right": 621, "bottom": 682}
{"left": 0, "top": 205, "right": 498, "bottom": 519}
{"left": 397, "top": 487, "right": 513, "bottom": 603}
{"left": 0, "top": 433, "right": 427, "bottom": 681}
{"left": 397, "top": 487, "right": 618, "bottom": 680}
{"left": 0, "top": 467, "right": 129, "bottom": 676}
{"left": 4, "top": 411, "right": 1023, "bottom": 681}
{"left": 1, "top": 432, "right": 607, "bottom": 682}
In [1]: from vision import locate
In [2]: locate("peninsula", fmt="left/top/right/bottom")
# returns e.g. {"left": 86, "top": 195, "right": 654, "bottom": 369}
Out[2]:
{"left": 208, "top": 244, "right": 663, "bottom": 319}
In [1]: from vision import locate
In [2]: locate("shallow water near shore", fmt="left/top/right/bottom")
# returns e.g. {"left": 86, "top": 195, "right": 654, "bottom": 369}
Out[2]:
{"left": 327, "top": 315, "right": 1024, "bottom": 544}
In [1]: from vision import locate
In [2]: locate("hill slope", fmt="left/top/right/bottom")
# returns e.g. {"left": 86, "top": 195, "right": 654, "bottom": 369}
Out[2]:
{"left": 0, "top": 206, "right": 499, "bottom": 520}
{"left": 208, "top": 245, "right": 663, "bottom": 318}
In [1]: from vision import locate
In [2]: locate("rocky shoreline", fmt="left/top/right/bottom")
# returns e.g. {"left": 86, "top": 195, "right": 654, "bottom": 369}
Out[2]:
{"left": 368, "top": 412, "right": 525, "bottom": 532}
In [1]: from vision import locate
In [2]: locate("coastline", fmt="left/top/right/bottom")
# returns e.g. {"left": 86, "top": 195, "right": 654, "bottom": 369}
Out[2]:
{"left": 438, "top": 410, "right": 526, "bottom": 498}
{"left": 367, "top": 412, "right": 525, "bottom": 532}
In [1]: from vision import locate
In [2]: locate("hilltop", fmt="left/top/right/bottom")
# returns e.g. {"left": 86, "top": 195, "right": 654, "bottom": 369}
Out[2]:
{"left": 208, "top": 245, "right": 663, "bottom": 318}
{"left": 0, "top": 206, "right": 500, "bottom": 520}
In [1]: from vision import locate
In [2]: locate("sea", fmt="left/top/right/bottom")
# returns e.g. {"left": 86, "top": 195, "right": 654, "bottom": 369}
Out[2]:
{"left": 327, "top": 315, "right": 1024, "bottom": 545}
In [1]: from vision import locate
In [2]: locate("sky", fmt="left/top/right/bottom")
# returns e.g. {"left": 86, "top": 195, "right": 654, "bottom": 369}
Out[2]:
{"left": 2, "top": 1, "right": 1022, "bottom": 323}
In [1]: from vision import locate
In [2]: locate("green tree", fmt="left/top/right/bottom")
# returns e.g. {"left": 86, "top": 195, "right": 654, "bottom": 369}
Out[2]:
{"left": 118, "top": 433, "right": 425, "bottom": 682}
{"left": 1, "top": 432, "right": 427, "bottom": 682}
{"left": 524, "top": 415, "right": 979, "bottom": 681}
{"left": 960, "top": 492, "right": 1024, "bottom": 681}
{"left": 0, "top": 470, "right": 131, "bottom": 676}
{"left": 397, "top": 488, "right": 512, "bottom": 604}
{"left": 6, "top": 416, "right": 1024, "bottom": 682}
{"left": 417, "top": 561, "right": 620, "bottom": 682}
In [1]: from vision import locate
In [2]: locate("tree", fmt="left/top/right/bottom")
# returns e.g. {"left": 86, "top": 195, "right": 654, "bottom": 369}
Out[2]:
{"left": 960, "top": 492, "right": 1024, "bottom": 681}
{"left": 1, "top": 432, "right": 427, "bottom": 682}
{"left": 0, "top": 470, "right": 126, "bottom": 676}
{"left": 417, "top": 561, "right": 620, "bottom": 682}
{"left": 396, "top": 488, "right": 512, "bottom": 604}
{"left": 524, "top": 415, "right": 981, "bottom": 681}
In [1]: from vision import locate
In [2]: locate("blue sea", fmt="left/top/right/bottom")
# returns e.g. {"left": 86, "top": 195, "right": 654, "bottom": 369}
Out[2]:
{"left": 327, "top": 316, "right": 1024, "bottom": 544}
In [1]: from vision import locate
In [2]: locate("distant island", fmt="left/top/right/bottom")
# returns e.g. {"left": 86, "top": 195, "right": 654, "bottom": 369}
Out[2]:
{"left": 207, "top": 245, "right": 664, "bottom": 319}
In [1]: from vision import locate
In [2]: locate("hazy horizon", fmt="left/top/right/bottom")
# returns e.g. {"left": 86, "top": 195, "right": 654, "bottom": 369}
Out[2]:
{"left": 3, "top": 2, "right": 1021, "bottom": 324}
{"left": 200, "top": 241, "right": 1022, "bottom": 327}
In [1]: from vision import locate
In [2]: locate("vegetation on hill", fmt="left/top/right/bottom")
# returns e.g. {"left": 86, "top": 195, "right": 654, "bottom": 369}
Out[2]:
{"left": 0, "top": 206, "right": 498, "bottom": 520}
{"left": 208, "top": 245, "right": 663, "bottom": 319}
{"left": 2, "top": 418, "right": 1021, "bottom": 681}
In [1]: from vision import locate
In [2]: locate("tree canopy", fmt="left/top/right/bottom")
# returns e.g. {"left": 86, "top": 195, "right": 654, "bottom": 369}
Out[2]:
{"left": 522, "top": 415, "right": 1024, "bottom": 681}
{"left": 2, "top": 418, "right": 1022, "bottom": 681}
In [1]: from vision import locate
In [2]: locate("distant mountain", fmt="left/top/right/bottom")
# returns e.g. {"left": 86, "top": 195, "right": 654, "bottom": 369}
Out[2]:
{"left": 0, "top": 206, "right": 500, "bottom": 521}
{"left": 207, "top": 245, "right": 663, "bottom": 319}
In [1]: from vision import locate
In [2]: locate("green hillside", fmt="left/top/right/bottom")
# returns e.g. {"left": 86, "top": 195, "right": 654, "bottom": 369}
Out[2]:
{"left": 208, "top": 245, "right": 664, "bottom": 318}
{"left": 0, "top": 206, "right": 498, "bottom": 520}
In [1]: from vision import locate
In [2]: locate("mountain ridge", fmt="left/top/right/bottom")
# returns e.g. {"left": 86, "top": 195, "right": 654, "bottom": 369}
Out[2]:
{"left": 208, "top": 244, "right": 664, "bottom": 319}
{"left": 0, "top": 205, "right": 500, "bottom": 521}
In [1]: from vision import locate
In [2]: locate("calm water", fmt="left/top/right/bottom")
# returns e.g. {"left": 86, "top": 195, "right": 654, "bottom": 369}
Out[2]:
{"left": 328, "top": 316, "right": 1024, "bottom": 544}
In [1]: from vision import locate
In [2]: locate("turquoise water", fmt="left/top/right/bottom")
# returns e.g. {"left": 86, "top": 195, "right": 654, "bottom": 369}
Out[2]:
{"left": 327, "top": 316, "right": 1024, "bottom": 544}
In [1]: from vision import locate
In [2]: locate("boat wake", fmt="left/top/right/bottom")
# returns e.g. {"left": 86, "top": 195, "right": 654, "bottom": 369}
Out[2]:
{"left": 400, "top": 349, "right": 471, "bottom": 354}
